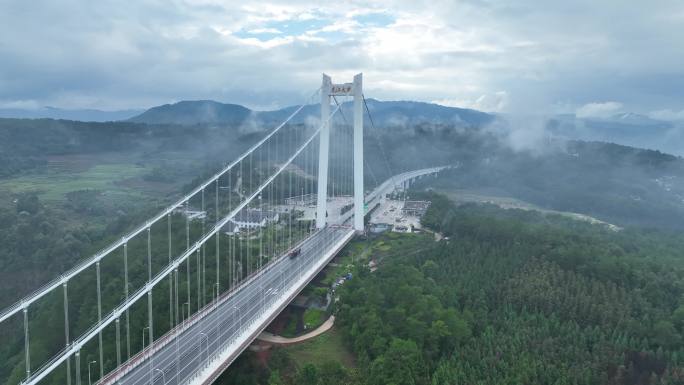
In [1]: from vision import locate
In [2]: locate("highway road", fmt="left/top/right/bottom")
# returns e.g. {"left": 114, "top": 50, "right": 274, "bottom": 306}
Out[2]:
{"left": 104, "top": 226, "right": 351, "bottom": 385}
{"left": 100, "top": 166, "right": 445, "bottom": 385}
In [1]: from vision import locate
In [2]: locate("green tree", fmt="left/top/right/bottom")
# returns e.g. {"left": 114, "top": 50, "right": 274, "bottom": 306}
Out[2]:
{"left": 267, "top": 370, "right": 283, "bottom": 385}
{"left": 368, "top": 338, "right": 424, "bottom": 385}
{"left": 296, "top": 363, "right": 319, "bottom": 385}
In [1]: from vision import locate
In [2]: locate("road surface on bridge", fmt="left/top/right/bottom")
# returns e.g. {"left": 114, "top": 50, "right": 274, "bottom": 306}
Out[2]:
{"left": 100, "top": 166, "right": 444, "bottom": 385}
{"left": 106, "top": 227, "right": 351, "bottom": 385}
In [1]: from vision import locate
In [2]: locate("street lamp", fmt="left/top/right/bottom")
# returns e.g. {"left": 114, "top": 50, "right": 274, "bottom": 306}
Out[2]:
{"left": 142, "top": 326, "right": 150, "bottom": 349}
{"left": 154, "top": 368, "right": 166, "bottom": 385}
{"left": 181, "top": 302, "right": 190, "bottom": 327}
{"left": 87, "top": 360, "right": 97, "bottom": 385}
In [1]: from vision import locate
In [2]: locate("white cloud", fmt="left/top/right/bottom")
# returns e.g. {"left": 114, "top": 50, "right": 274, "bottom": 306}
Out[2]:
{"left": 0, "top": 99, "right": 41, "bottom": 109}
{"left": 0, "top": 0, "right": 682, "bottom": 112}
{"left": 576, "top": 101, "right": 624, "bottom": 119}
{"left": 649, "top": 109, "right": 684, "bottom": 121}
{"left": 434, "top": 91, "right": 509, "bottom": 113}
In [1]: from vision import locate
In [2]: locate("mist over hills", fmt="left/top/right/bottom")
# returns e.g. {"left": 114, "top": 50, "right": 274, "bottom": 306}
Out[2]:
{"left": 128, "top": 98, "right": 684, "bottom": 156}
{"left": 4, "top": 98, "right": 682, "bottom": 157}
{"left": 0, "top": 106, "right": 142, "bottom": 122}
{"left": 548, "top": 113, "right": 684, "bottom": 156}
{"left": 1, "top": 98, "right": 684, "bottom": 230}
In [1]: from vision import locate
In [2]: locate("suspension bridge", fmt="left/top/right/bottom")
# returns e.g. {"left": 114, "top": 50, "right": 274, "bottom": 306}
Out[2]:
{"left": 0, "top": 74, "right": 446, "bottom": 385}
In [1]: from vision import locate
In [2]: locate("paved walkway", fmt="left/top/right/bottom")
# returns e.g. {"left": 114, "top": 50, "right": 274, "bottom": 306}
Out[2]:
{"left": 257, "top": 316, "right": 335, "bottom": 345}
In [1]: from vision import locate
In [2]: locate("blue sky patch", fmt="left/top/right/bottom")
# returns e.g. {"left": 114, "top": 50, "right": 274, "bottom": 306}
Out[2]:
{"left": 234, "top": 18, "right": 329, "bottom": 41}
{"left": 234, "top": 11, "right": 394, "bottom": 42}
{"left": 354, "top": 12, "right": 394, "bottom": 28}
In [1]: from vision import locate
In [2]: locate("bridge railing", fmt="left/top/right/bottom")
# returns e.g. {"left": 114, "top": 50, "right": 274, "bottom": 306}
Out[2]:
{"left": 179, "top": 228, "right": 355, "bottom": 385}
{"left": 96, "top": 226, "right": 325, "bottom": 385}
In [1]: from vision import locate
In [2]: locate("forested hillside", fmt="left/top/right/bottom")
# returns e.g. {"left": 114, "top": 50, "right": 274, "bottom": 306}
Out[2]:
{"left": 2, "top": 110, "right": 684, "bottom": 384}
{"left": 0, "top": 118, "right": 252, "bottom": 178}
{"left": 334, "top": 194, "right": 684, "bottom": 384}
{"left": 367, "top": 122, "right": 684, "bottom": 230}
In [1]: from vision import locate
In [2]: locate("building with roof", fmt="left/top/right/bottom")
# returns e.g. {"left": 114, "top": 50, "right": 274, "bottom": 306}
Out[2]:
{"left": 222, "top": 208, "right": 279, "bottom": 234}
{"left": 285, "top": 193, "right": 316, "bottom": 206}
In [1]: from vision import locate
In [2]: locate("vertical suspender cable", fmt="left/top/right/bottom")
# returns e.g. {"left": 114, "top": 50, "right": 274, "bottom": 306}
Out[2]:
{"left": 228, "top": 171, "right": 233, "bottom": 289}
{"left": 185, "top": 200, "right": 191, "bottom": 313}
{"left": 124, "top": 242, "right": 130, "bottom": 359}
{"left": 168, "top": 214, "right": 173, "bottom": 327}
{"left": 215, "top": 179, "right": 220, "bottom": 298}
{"left": 75, "top": 351, "right": 80, "bottom": 385}
{"left": 96, "top": 260, "right": 103, "bottom": 378}
{"left": 146, "top": 227, "right": 154, "bottom": 345}
{"left": 201, "top": 188, "right": 205, "bottom": 306}
{"left": 63, "top": 281, "right": 71, "bottom": 385}
{"left": 174, "top": 268, "right": 179, "bottom": 326}
{"left": 268, "top": 129, "right": 272, "bottom": 263}
{"left": 147, "top": 289, "right": 153, "bottom": 351}
{"left": 196, "top": 248, "right": 201, "bottom": 311}
{"left": 23, "top": 306, "right": 30, "bottom": 380}
{"left": 115, "top": 317, "right": 121, "bottom": 367}
{"left": 290, "top": 149, "right": 293, "bottom": 248}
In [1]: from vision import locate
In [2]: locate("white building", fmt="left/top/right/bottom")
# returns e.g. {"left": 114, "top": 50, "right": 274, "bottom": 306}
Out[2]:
{"left": 285, "top": 193, "right": 316, "bottom": 207}
{"left": 222, "top": 208, "right": 279, "bottom": 234}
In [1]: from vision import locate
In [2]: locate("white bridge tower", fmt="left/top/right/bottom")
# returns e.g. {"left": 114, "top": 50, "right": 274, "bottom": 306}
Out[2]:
{"left": 316, "top": 73, "right": 364, "bottom": 231}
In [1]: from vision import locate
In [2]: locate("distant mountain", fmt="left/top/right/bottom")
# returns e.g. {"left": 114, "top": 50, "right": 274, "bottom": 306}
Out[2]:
{"left": 128, "top": 100, "right": 252, "bottom": 125}
{"left": 128, "top": 99, "right": 495, "bottom": 128}
{"left": 337, "top": 99, "right": 494, "bottom": 128}
{"left": 0, "top": 107, "right": 142, "bottom": 122}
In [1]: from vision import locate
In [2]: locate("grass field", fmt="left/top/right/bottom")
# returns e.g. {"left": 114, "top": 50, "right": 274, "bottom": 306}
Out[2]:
{"left": 0, "top": 151, "right": 202, "bottom": 205}
{"left": 0, "top": 163, "right": 148, "bottom": 201}
{"left": 440, "top": 188, "right": 622, "bottom": 230}
{"left": 283, "top": 327, "right": 356, "bottom": 369}
{"left": 302, "top": 308, "right": 326, "bottom": 330}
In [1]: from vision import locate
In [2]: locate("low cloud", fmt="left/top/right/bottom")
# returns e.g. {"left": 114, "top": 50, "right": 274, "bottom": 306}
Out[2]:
{"left": 484, "top": 114, "right": 553, "bottom": 154}
{"left": 649, "top": 109, "right": 684, "bottom": 122}
{"left": 434, "top": 91, "right": 509, "bottom": 113}
{"left": 576, "top": 102, "right": 623, "bottom": 119}
{"left": 0, "top": 99, "right": 41, "bottom": 109}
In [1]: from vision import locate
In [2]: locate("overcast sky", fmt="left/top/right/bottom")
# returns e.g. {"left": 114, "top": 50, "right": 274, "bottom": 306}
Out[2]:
{"left": 1, "top": 0, "right": 682, "bottom": 118}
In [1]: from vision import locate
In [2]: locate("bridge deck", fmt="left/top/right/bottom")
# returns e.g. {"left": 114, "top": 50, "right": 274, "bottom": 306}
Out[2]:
{"left": 105, "top": 226, "right": 353, "bottom": 385}
{"left": 97, "top": 166, "right": 443, "bottom": 385}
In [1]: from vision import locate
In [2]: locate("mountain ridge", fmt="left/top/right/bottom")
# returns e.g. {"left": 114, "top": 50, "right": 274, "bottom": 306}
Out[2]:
{"left": 126, "top": 98, "right": 495, "bottom": 128}
{"left": 0, "top": 106, "right": 143, "bottom": 122}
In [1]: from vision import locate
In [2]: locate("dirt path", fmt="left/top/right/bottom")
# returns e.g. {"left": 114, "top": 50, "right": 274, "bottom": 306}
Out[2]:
{"left": 257, "top": 316, "right": 335, "bottom": 345}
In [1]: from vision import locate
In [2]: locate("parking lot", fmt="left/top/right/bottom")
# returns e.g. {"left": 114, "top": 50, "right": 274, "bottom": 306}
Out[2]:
{"left": 370, "top": 199, "right": 423, "bottom": 232}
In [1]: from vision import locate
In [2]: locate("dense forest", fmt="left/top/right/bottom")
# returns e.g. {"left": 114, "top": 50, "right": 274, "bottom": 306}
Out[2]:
{"left": 210, "top": 193, "right": 684, "bottom": 385}
{"left": 2, "top": 113, "right": 684, "bottom": 384}
{"left": 0, "top": 117, "right": 256, "bottom": 178}
{"left": 333, "top": 194, "right": 684, "bottom": 384}
{"left": 3, "top": 113, "right": 683, "bottom": 231}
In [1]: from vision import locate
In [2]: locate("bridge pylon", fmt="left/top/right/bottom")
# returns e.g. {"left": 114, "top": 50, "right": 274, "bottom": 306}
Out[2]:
{"left": 316, "top": 73, "right": 364, "bottom": 231}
